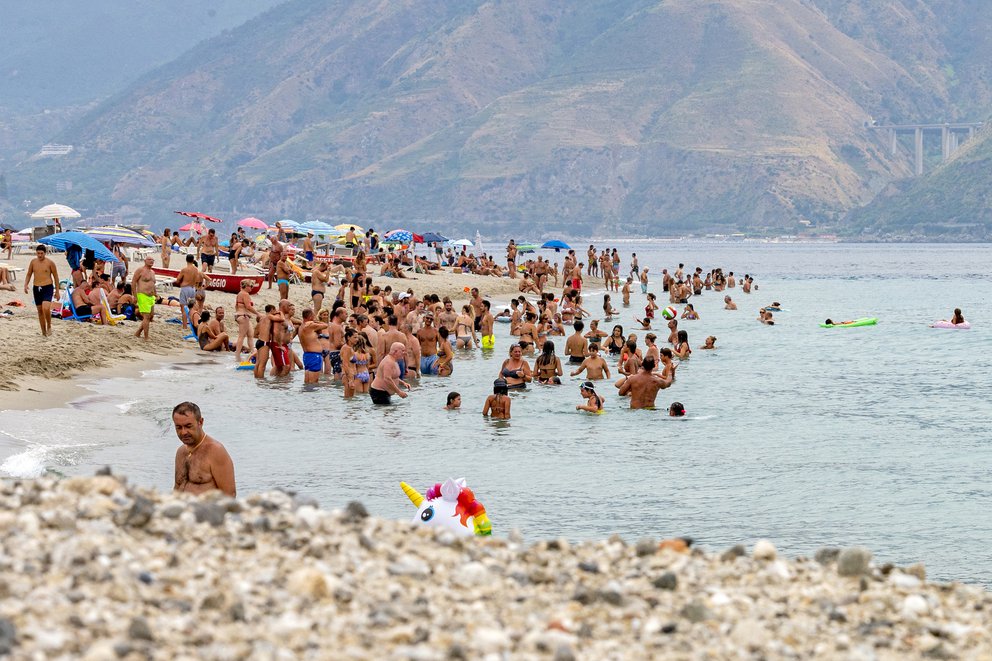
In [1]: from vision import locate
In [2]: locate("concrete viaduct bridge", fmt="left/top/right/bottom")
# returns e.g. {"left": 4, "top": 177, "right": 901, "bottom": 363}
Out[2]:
{"left": 868, "top": 121, "right": 983, "bottom": 175}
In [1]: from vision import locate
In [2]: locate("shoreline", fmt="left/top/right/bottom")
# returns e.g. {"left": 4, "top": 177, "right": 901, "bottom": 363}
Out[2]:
{"left": 0, "top": 350, "right": 181, "bottom": 411}
{"left": 0, "top": 474, "right": 989, "bottom": 658}
{"left": 2, "top": 249, "right": 602, "bottom": 399}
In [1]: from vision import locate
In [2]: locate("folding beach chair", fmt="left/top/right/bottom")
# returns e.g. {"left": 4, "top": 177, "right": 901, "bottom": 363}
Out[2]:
{"left": 65, "top": 287, "right": 92, "bottom": 322}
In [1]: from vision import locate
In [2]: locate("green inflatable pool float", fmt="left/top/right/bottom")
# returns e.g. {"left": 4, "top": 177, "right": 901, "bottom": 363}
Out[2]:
{"left": 820, "top": 317, "right": 878, "bottom": 328}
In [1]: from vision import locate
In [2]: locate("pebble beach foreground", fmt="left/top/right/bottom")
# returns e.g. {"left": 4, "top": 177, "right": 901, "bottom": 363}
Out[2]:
{"left": 1, "top": 476, "right": 989, "bottom": 660}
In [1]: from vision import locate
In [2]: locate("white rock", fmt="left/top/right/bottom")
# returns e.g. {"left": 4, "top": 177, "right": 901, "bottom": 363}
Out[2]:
{"left": 901, "top": 594, "right": 929, "bottom": 618}
{"left": 889, "top": 571, "right": 921, "bottom": 589}
{"left": 452, "top": 561, "right": 489, "bottom": 588}
{"left": 295, "top": 506, "right": 322, "bottom": 529}
{"left": 752, "top": 539, "right": 777, "bottom": 560}
{"left": 473, "top": 627, "right": 511, "bottom": 650}
{"left": 765, "top": 560, "right": 792, "bottom": 581}
{"left": 710, "top": 592, "right": 732, "bottom": 607}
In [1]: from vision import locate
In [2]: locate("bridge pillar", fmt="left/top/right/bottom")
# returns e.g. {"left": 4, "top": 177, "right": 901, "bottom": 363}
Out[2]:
{"left": 915, "top": 127, "right": 924, "bottom": 175}
{"left": 890, "top": 129, "right": 898, "bottom": 155}
{"left": 941, "top": 126, "right": 949, "bottom": 161}
{"left": 950, "top": 132, "right": 959, "bottom": 154}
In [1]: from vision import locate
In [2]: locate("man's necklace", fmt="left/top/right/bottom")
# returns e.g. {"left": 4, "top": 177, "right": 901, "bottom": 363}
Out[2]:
{"left": 187, "top": 437, "right": 206, "bottom": 458}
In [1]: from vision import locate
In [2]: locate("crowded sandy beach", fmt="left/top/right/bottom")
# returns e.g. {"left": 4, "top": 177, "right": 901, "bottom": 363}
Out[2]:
{"left": 1, "top": 224, "right": 990, "bottom": 658}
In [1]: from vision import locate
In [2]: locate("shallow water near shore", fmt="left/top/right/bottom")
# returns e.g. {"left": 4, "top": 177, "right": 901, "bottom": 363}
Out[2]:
{"left": 2, "top": 242, "right": 991, "bottom": 586}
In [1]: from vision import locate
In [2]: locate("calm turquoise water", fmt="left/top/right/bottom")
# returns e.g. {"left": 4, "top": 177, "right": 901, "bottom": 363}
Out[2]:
{"left": 2, "top": 242, "right": 990, "bottom": 585}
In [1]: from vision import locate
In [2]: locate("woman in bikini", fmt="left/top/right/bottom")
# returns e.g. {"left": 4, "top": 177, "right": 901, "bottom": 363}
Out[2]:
{"left": 603, "top": 294, "right": 618, "bottom": 320}
{"left": 233, "top": 280, "right": 258, "bottom": 364}
{"left": 349, "top": 334, "right": 372, "bottom": 395}
{"left": 497, "top": 344, "right": 532, "bottom": 389}
{"left": 533, "top": 340, "right": 563, "bottom": 384}
{"left": 341, "top": 329, "right": 359, "bottom": 397}
{"left": 483, "top": 379, "right": 512, "bottom": 419}
{"left": 603, "top": 325, "right": 625, "bottom": 357}
{"left": 197, "top": 311, "right": 230, "bottom": 352}
{"left": 681, "top": 303, "right": 699, "bottom": 320}
{"left": 227, "top": 233, "right": 242, "bottom": 274}
{"left": 455, "top": 305, "right": 478, "bottom": 349}
{"left": 674, "top": 329, "right": 692, "bottom": 360}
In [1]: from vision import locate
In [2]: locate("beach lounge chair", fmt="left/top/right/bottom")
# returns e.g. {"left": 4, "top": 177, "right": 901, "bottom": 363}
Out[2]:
{"left": 64, "top": 287, "right": 92, "bottom": 323}
{"left": 98, "top": 289, "right": 126, "bottom": 325}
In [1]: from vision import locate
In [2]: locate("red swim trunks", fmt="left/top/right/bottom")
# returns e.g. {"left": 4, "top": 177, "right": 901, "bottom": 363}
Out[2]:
{"left": 268, "top": 342, "right": 290, "bottom": 370}
{"left": 571, "top": 278, "right": 581, "bottom": 290}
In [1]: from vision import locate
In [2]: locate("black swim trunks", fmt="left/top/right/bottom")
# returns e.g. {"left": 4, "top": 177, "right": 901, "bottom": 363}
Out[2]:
{"left": 32, "top": 284, "right": 54, "bottom": 306}
{"left": 369, "top": 386, "right": 391, "bottom": 405}
{"left": 568, "top": 356, "right": 585, "bottom": 364}
{"left": 202, "top": 254, "right": 216, "bottom": 266}
{"left": 255, "top": 339, "right": 265, "bottom": 350}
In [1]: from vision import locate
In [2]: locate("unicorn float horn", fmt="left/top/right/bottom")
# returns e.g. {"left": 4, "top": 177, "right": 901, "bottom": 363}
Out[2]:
{"left": 400, "top": 482, "right": 424, "bottom": 508}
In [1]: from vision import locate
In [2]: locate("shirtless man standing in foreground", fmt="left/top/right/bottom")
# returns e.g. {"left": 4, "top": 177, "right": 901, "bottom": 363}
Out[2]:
{"left": 23, "top": 245, "right": 59, "bottom": 336}
{"left": 618, "top": 357, "right": 672, "bottom": 409}
{"left": 172, "top": 401, "right": 235, "bottom": 497}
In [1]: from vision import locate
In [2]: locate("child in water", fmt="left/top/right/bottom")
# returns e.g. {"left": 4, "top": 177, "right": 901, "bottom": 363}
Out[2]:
{"left": 445, "top": 392, "right": 461, "bottom": 410}
{"left": 669, "top": 401, "right": 685, "bottom": 417}
{"left": 576, "top": 381, "right": 605, "bottom": 413}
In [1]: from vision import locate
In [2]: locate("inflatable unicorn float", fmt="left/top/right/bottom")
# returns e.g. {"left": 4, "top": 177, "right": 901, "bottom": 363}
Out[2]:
{"left": 400, "top": 478, "right": 491, "bottom": 537}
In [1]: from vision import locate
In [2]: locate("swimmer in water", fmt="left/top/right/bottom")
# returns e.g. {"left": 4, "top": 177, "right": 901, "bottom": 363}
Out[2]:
{"left": 700, "top": 335, "right": 716, "bottom": 350}
{"left": 576, "top": 381, "right": 605, "bottom": 413}
{"left": 445, "top": 392, "right": 461, "bottom": 410}
{"left": 951, "top": 308, "right": 965, "bottom": 324}
{"left": 483, "top": 379, "right": 511, "bottom": 419}
{"left": 724, "top": 295, "right": 737, "bottom": 310}
{"left": 669, "top": 401, "right": 685, "bottom": 417}
{"left": 758, "top": 309, "right": 775, "bottom": 325}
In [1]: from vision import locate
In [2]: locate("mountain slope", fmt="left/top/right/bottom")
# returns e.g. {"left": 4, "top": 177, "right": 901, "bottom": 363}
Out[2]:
{"left": 8, "top": 0, "right": 984, "bottom": 235}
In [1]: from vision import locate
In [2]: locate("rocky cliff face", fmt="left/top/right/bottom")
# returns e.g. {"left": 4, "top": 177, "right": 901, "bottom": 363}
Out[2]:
{"left": 9, "top": 0, "right": 990, "bottom": 235}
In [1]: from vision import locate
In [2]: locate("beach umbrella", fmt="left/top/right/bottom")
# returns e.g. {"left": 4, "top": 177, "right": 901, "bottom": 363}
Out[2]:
{"left": 39, "top": 232, "right": 118, "bottom": 262}
{"left": 448, "top": 238, "right": 473, "bottom": 247}
{"left": 274, "top": 219, "right": 300, "bottom": 229}
{"left": 83, "top": 226, "right": 156, "bottom": 247}
{"left": 300, "top": 220, "right": 340, "bottom": 236}
{"left": 420, "top": 231, "right": 448, "bottom": 244}
{"left": 237, "top": 217, "right": 268, "bottom": 230}
{"left": 178, "top": 222, "right": 205, "bottom": 233}
{"left": 541, "top": 239, "right": 571, "bottom": 251}
{"left": 384, "top": 229, "right": 414, "bottom": 244}
{"left": 174, "top": 210, "right": 222, "bottom": 223}
{"left": 31, "top": 203, "right": 81, "bottom": 220}
{"left": 516, "top": 243, "right": 539, "bottom": 253}
{"left": 334, "top": 223, "right": 365, "bottom": 233}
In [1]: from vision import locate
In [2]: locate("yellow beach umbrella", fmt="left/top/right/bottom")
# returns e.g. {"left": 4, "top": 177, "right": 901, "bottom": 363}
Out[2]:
{"left": 334, "top": 223, "right": 364, "bottom": 233}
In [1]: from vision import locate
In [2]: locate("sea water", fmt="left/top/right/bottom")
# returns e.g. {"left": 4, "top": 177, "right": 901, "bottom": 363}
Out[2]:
{"left": 1, "top": 242, "right": 990, "bottom": 585}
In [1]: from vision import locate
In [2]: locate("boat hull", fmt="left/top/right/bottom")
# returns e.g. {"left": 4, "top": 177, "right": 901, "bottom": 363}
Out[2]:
{"left": 152, "top": 267, "right": 263, "bottom": 295}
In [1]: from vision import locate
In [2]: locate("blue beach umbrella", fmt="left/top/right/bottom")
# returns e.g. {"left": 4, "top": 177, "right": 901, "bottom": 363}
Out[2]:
{"left": 421, "top": 231, "right": 449, "bottom": 243}
{"left": 384, "top": 229, "right": 413, "bottom": 244}
{"left": 541, "top": 239, "right": 571, "bottom": 251}
{"left": 39, "top": 231, "right": 118, "bottom": 262}
{"left": 84, "top": 226, "right": 156, "bottom": 247}
{"left": 300, "top": 220, "right": 340, "bottom": 236}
